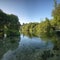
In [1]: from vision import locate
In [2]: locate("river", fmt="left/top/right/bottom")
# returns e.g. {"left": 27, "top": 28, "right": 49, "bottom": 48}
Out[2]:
{"left": 0, "top": 34, "right": 60, "bottom": 60}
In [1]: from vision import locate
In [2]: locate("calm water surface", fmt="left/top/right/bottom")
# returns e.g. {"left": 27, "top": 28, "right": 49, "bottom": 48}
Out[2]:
{"left": 0, "top": 34, "right": 60, "bottom": 60}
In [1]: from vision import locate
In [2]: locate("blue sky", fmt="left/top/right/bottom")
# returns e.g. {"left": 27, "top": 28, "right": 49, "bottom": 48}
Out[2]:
{"left": 0, "top": 0, "right": 60, "bottom": 24}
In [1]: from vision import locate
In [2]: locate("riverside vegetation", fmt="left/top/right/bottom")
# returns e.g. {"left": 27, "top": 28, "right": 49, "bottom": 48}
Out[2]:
{"left": 0, "top": 0, "right": 60, "bottom": 37}
{"left": 21, "top": 0, "right": 60, "bottom": 37}
{"left": 0, "top": 9, "right": 20, "bottom": 37}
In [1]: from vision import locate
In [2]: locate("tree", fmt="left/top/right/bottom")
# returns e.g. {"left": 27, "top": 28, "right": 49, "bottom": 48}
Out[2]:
{"left": 0, "top": 9, "right": 20, "bottom": 36}
{"left": 52, "top": 2, "right": 60, "bottom": 29}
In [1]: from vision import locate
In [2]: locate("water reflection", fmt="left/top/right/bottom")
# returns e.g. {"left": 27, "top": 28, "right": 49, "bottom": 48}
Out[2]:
{"left": 0, "top": 36, "right": 20, "bottom": 60}
{"left": 0, "top": 32, "right": 60, "bottom": 60}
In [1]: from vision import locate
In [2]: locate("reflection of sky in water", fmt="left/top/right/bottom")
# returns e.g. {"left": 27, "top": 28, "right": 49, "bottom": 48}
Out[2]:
{"left": 1, "top": 35, "right": 54, "bottom": 60}
{"left": 19, "top": 34, "right": 53, "bottom": 49}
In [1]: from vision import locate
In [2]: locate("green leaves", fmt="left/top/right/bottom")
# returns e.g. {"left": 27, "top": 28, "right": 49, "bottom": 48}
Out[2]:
{"left": 21, "top": 18, "right": 52, "bottom": 37}
{"left": 0, "top": 10, "right": 20, "bottom": 36}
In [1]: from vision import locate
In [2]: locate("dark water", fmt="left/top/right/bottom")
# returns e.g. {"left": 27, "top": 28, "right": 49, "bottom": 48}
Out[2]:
{"left": 0, "top": 34, "right": 60, "bottom": 60}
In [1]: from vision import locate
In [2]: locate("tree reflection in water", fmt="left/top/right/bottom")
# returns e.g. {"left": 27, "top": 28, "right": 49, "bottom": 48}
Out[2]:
{"left": 0, "top": 36, "right": 20, "bottom": 60}
{"left": 0, "top": 32, "right": 60, "bottom": 60}
{"left": 21, "top": 32, "right": 60, "bottom": 60}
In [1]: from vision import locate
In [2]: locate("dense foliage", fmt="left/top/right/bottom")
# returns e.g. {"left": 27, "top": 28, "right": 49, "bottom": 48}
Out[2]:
{"left": 21, "top": 18, "right": 53, "bottom": 37}
{"left": 0, "top": 9, "right": 20, "bottom": 37}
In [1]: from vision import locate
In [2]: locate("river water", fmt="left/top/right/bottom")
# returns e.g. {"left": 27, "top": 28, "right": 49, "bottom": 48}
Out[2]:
{"left": 0, "top": 34, "right": 60, "bottom": 60}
